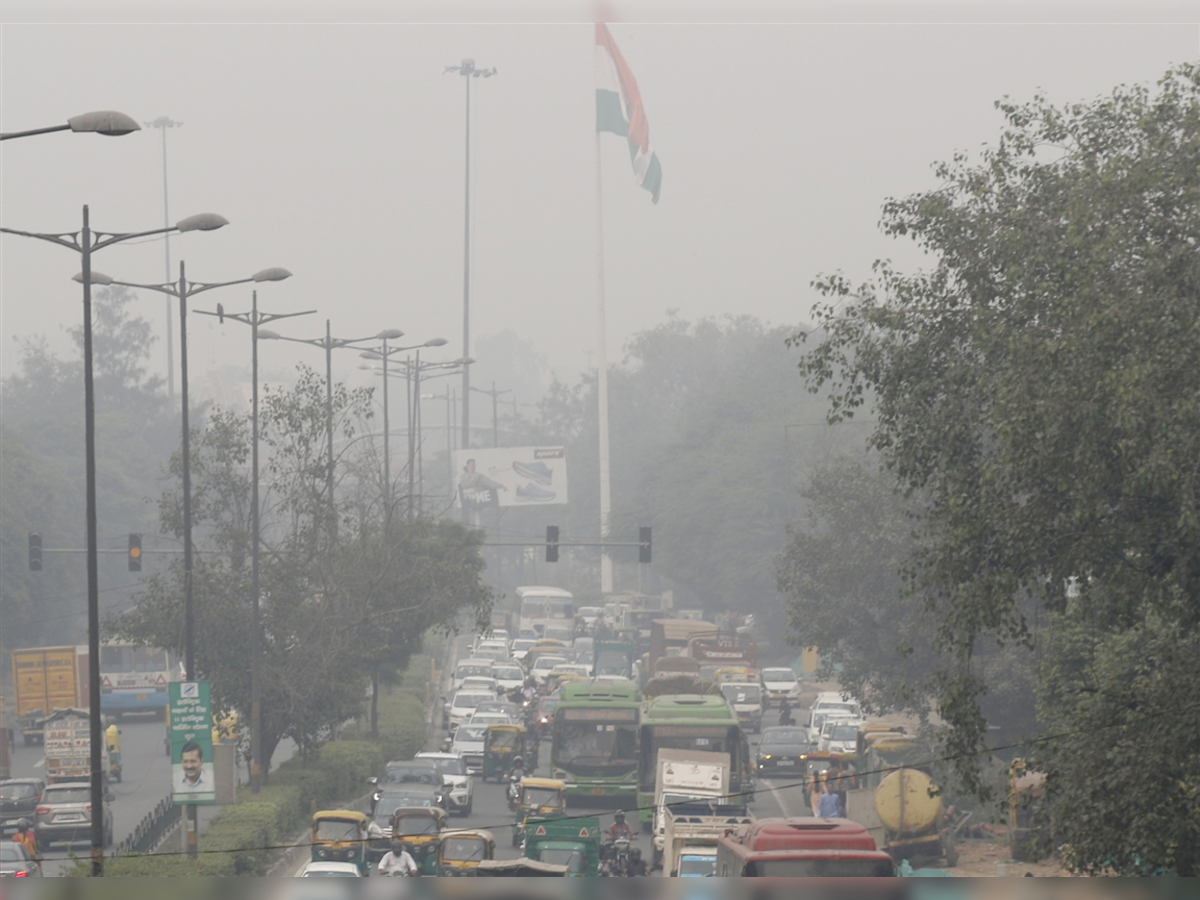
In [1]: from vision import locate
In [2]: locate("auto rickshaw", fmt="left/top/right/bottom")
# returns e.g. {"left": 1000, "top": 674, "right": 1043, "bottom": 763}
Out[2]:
{"left": 482, "top": 723, "right": 526, "bottom": 782}
{"left": 390, "top": 805, "right": 448, "bottom": 875}
{"left": 311, "top": 810, "right": 371, "bottom": 876}
{"left": 105, "top": 722, "right": 122, "bottom": 783}
{"left": 437, "top": 828, "right": 496, "bottom": 875}
{"left": 511, "top": 777, "right": 567, "bottom": 847}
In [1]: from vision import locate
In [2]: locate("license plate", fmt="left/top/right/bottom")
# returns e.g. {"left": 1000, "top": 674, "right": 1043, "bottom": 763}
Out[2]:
{"left": 592, "top": 787, "right": 606, "bottom": 795}
{"left": 776, "top": 760, "right": 795, "bottom": 766}
{"left": 137, "top": 694, "right": 148, "bottom": 701}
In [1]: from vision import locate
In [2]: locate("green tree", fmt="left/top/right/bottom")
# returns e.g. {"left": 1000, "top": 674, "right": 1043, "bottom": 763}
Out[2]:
{"left": 793, "top": 65, "right": 1200, "bottom": 871}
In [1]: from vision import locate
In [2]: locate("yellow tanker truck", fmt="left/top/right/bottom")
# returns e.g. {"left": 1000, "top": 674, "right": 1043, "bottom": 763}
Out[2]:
{"left": 873, "top": 766, "right": 956, "bottom": 866}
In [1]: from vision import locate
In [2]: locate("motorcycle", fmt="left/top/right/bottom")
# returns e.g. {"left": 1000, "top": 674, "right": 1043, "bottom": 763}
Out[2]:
{"left": 599, "top": 836, "right": 632, "bottom": 877}
{"left": 504, "top": 771, "right": 526, "bottom": 810}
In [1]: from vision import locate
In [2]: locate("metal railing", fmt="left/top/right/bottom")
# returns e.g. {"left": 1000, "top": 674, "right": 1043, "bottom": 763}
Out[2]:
{"left": 113, "top": 794, "right": 181, "bottom": 856}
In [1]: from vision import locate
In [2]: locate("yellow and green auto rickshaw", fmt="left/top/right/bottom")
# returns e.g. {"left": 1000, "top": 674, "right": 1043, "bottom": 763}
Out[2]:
{"left": 311, "top": 810, "right": 370, "bottom": 876}
{"left": 511, "top": 777, "right": 567, "bottom": 847}
{"left": 105, "top": 722, "right": 122, "bottom": 783}
{"left": 437, "top": 828, "right": 496, "bottom": 875}
{"left": 391, "top": 806, "right": 448, "bottom": 875}
{"left": 482, "top": 723, "right": 526, "bottom": 782}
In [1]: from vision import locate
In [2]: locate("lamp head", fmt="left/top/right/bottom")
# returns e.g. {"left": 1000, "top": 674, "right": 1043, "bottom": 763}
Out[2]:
{"left": 459, "top": 357, "right": 476, "bottom": 365}
{"left": 68, "top": 111, "right": 140, "bottom": 136}
{"left": 176, "top": 213, "right": 229, "bottom": 233}
{"left": 73, "top": 271, "right": 114, "bottom": 285}
{"left": 256, "top": 329, "right": 281, "bottom": 340}
{"left": 424, "top": 337, "right": 449, "bottom": 347}
{"left": 377, "top": 329, "right": 404, "bottom": 340}
{"left": 252, "top": 267, "right": 292, "bottom": 283}
{"left": 360, "top": 351, "right": 381, "bottom": 360}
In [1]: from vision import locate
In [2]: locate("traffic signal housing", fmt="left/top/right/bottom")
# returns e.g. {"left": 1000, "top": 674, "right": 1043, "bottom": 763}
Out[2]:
{"left": 639, "top": 526, "right": 652, "bottom": 564}
{"left": 128, "top": 533, "right": 142, "bottom": 572}
{"left": 28, "top": 533, "right": 42, "bottom": 572}
{"left": 546, "top": 525, "right": 559, "bottom": 563}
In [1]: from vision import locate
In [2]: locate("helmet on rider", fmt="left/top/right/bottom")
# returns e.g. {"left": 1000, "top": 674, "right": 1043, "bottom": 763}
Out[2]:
{"left": 512, "top": 756, "right": 524, "bottom": 767}
{"left": 391, "top": 840, "right": 406, "bottom": 853}
{"left": 613, "top": 810, "right": 626, "bottom": 823}
{"left": 17, "top": 818, "right": 32, "bottom": 830}
{"left": 630, "top": 847, "right": 642, "bottom": 860}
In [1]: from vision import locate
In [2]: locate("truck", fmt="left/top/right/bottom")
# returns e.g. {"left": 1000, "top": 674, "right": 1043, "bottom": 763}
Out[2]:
{"left": 652, "top": 748, "right": 731, "bottom": 866}
{"left": 522, "top": 815, "right": 601, "bottom": 876}
{"left": 41, "top": 707, "right": 108, "bottom": 785}
{"left": 648, "top": 619, "right": 718, "bottom": 677}
{"left": 11, "top": 645, "right": 88, "bottom": 746}
{"left": 591, "top": 639, "right": 636, "bottom": 679}
{"left": 688, "top": 633, "right": 757, "bottom": 679}
{"left": 715, "top": 817, "right": 896, "bottom": 877}
{"left": 662, "top": 800, "right": 754, "bottom": 877}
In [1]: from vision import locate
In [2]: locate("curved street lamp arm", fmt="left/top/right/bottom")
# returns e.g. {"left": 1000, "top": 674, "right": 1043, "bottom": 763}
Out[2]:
{"left": 182, "top": 277, "right": 255, "bottom": 298}
{"left": 100, "top": 278, "right": 182, "bottom": 297}
{"left": 0, "top": 124, "right": 72, "bottom": 141}
{"left": 92, "top": 225, "right": 177, "bottom": 252}
{"left": 0, "top": 227, "right": 81, "bottom": 251}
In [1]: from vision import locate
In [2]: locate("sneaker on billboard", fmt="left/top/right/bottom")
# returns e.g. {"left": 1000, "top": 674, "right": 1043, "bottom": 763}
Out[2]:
{"left": 512, "top": 460, "right": 554, "bottom": 485}
{"left": 515, "top": 482, "right": 556, "bottom": 503}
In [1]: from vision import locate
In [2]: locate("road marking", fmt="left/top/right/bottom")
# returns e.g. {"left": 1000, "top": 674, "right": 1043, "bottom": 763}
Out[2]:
{"left": 33, "top": 759, "right": 44, "bottom": 769}
{"left": 765, "top": 779, "right": 794, "bottom": 817}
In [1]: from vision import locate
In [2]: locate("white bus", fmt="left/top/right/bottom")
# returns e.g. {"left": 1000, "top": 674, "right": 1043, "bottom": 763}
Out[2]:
{"left": 515, "top": 586, "right": 575, "bottom": 639}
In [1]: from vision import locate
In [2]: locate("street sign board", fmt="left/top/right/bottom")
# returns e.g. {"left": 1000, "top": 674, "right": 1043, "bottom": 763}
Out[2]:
{"left": 169, "top": 681, "right": 214, "bottom": 804}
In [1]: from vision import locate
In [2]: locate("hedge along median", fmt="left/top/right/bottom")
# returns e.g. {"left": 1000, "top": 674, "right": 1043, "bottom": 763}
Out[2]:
{"left": 69, "top": 650, "right": 439, "bottom": 876}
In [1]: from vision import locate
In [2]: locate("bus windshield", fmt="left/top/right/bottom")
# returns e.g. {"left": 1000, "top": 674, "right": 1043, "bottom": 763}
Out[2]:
{"left": 100, "top": 645, "right": 168, "bottom": 672}
{"left": 553, "top": 723, "right": 638, "bottom": 768}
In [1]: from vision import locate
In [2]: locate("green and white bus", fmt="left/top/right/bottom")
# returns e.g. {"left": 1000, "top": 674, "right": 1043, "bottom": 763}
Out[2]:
{"left": 550, "top": 682, "right": 642, "bottom": 803}
{"left": 636, "top": 694, "right": 750, "bottom": 829}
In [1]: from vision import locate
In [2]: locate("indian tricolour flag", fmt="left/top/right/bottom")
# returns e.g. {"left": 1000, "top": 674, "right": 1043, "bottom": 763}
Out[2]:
{"left": 596, "top": 22, "right": 662, "bottom": 204}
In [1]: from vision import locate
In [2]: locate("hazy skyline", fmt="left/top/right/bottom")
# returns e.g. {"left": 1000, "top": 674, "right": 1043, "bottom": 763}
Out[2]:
{"left": 2, "top": 2, "right": 1196, "bottom": 412}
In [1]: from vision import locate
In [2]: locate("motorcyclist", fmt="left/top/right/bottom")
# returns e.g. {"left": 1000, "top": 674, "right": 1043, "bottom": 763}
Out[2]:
{"left": 778, "top": 697, "right": 795, "bottom": 727}
{"left": 607, "top": 810, "right": 634, "bottom": 842}
{"left": 13, "top": 819, "right": 38, "bottom": 859}
{"left": 626, "top": 846, "right": 650, "bottom": 877}
{"left": 508, "top": 755, "right": 527, "bottom": 782}
{"left": 377, "top": 840, "right": 419, "bottom": 876}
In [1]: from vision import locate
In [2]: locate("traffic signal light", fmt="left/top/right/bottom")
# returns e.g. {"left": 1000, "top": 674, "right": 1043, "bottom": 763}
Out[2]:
{"left": 128, "top": 533, "right": 142, "bottom": 572}
{"left": 639, "top": 526, "right": 652, "bottom": 564}
{"left": 28, "top": 533, "right": 42, "bottom": 572}
{"left": 546, "top": 525, "right": 559, "bottom": 563}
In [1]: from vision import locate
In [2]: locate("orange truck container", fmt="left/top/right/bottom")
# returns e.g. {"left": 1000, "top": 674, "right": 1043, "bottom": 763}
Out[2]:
{"left": 715, "top": 817, "right": 896, "bottom": 877}
{"left": 11, "top": 646, "right": 88, "bottom": 746}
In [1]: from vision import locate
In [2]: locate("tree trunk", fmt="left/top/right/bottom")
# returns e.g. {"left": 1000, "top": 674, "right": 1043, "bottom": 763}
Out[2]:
{"left": 370, "top": 668, "right": 380, "bottom": 740}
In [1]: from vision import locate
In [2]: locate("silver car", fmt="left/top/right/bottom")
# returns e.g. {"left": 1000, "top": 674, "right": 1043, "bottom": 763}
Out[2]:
{"left": 34, "top": 782, "right": 113, "bottom": 848}
{"left": 449, "top": 723, "right": 487, "bottom": 774}
{"left": 415, "top": 751, "right": 473, "bottom": 816}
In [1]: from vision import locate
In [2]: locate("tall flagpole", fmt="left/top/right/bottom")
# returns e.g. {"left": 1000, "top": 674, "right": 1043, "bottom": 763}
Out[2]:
{"left": 596, "top": 120, "right": 614, "bottom": 596}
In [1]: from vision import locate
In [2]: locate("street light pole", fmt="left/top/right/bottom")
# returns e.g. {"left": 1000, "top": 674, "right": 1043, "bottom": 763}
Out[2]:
{"left": 4, "top": 205, "right": 225, "bottom": 875}
{"left": 196, "top": 297, "right": 313, "bottom": 794}
{"left": 470, "top": 381, "right": 512, "bottom": 448}
{"left": 146, "top": 115, "right": 183, "bottom": 400}
{"left": 444, "top": 58, "right": 496, "bottom": 451}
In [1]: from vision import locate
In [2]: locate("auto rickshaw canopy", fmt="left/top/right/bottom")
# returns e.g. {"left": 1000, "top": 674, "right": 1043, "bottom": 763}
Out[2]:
{"left": 484, "top": 723, "right": 525, "bottom": 750}
{"left": 311, "top": 810, "right": 369, "bottom": 842}
{"left": 438, "top": 829, "right": 496, "bottom": 862}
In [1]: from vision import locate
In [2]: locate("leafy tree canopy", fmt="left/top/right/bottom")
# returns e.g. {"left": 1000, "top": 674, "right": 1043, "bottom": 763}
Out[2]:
{"left": 792, "top": 65, "right": 1200, "bottom": 872}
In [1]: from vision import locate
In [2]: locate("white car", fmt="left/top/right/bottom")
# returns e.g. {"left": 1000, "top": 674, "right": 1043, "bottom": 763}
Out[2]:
{"left": 298, "top": 861, "right": 362, "bottom": 876}
{"left": 460, "top": 675, "right": 499, "bottom": 695}
{"left": 491, "top": 664, "right": 525, "bottom": 693}
{"left": 760, "top": 667, "right": 802, "bottom": 707}
{"left": 450, "top": 723, "right": 487, "bottom": 774}
{"left": 448, "top": 690, "right": 495, "bottom": 732}
{"left": 576, "top": 606, "right": 603, "bottom": 626}
{"left": 472, "top": 644, "right": 509, "bottom": 665}
{"left": 548, "top": 663, "right": 591, "bottom": 683}
{"left": 509, "top": 639, "right": 536, "bottom": 662}
{"left": 488, "top": 629, "right": 511, "bottom": 646}
{"left": 453, "top": 658, "right": 496, "bottom": 692}
{"left": 415, "top": 751, "right": 474, "bottom": 816}
{"left": 529, "top": 654, "right": 569, "bottom": 685}
{"left": 468, "top": 710, "right": 515, "bottom": 728}
{"left": 817, "top": 718, "right": 864, "bottom": 755}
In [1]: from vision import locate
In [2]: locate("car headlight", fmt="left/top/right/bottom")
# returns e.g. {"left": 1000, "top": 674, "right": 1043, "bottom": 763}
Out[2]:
{"left": 761, "top": 754, "right": 772, "bottom": 760}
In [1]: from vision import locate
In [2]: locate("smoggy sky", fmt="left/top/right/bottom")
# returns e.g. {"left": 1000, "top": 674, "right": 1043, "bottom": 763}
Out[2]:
{"left": 2, "top": 1, "right": 1196, "bottom": 415}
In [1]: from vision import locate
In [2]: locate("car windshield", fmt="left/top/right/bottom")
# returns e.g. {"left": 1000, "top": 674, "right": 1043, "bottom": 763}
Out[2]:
{"left": 455, "top": 726, "right": 487, "bottom": 743}
{"left": 315, "top": 819, "right": 361, "bottom": 841}
{"left": 763, "top": 669, "right": 796, "bottom": 682}
{"left": 537, "top": 847, "right": 584, "bottom": 872}
{"left": 457, "top": 664, "right": 492, "bottom": 678}
{"left": 384, "top": 766, "right": 439, "bottom": 785}
{"left": 828, "top": 724, "right": 859, "bottom": 741}
{"left": 0, "top": 783, "right": 37, "bottom": 800}
{"left": 453, "top": 693, "right": 490, "bottom": 709}
{"left": 441, "top": 836, "right": 488, "bottom": 860}
{"left": 533, "top": 656, "right": 568, "bottom": 671}
{"left": 394, "top": 816, "right": 440, "bottom": 835}
{"left": 721, "top": 684, "right": 761, "bottom": 703}
{"left": 374, "top": 796, "right": 412, "bottom": 819}
{"left": 45, "top": 786, "right": 90, "bottom": 803}
{"left": 430, "top": 758, "right": 466, "bottom": 776}
{"left": 679, "top": 854, "right": 716, "bottom": 876}
{"left": 762, "top": 728, "right": 808, "bottom": 745}
{"left": 512, "top": 640, "right": 535, "bottom": 651}
{"left": 493, "top": 667, "right": 523, "bottom": 680}
{"left": 304, "top": 869, "right": 358, "bottom": 877}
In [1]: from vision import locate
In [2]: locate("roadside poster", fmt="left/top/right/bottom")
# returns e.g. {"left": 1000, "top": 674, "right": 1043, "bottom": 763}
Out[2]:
{"left": 452, "top": 447, "right": 569, "bottom": 509}
{"left": 169, "top": 681, "right": 214, "bottom": 805}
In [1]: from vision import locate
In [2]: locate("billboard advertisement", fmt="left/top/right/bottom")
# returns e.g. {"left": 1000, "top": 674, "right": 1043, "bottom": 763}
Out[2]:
{"left": 453, "top": 447, "right": 569, "bottom": 509}
{"left": 170, "top": 681, "right": 215, "bottom": 805}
